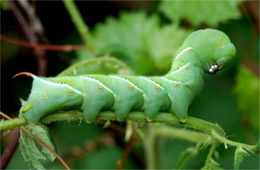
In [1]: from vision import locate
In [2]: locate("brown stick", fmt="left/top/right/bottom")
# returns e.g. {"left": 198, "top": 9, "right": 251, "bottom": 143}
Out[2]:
{"left": 0, "top": 129, "right": 20, "bottom": 169}
{"left": 117, "top": 134, "right": 136, "bottom": 170}
{"left": 7, "top": 0, "right": 47, "bottom": 76}
{"left": 0, "top": 35, "right": 92, "bottom": 52}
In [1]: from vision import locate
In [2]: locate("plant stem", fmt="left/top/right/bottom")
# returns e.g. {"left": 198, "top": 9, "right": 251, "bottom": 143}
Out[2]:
{"left": 154, "top": 125, "right": 213, "bottom": 144}
{"left": 204, "top": 142, "right": 218, "bottom": 166}
{"left": 0, "top": 117, "right": 27, "bottom": 130}
{"left": 63, "top": 0, "right": 95, "bottom": 50}
{"left": 145, "top": 125, "right": 158, "bottom": 169}
{"left": 0, "top": 111, "right": 224, "bottom": 136}
{"left": 1, "top": 111, "right": 258, "bottom": 153}
{"left": 211, "top": 130, "right": 256, "bottom": 152}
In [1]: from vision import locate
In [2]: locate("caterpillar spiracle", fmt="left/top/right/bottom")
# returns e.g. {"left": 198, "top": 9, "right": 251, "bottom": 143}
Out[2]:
{"left": 18, "top": 29, "right": 236, "bottom": 123}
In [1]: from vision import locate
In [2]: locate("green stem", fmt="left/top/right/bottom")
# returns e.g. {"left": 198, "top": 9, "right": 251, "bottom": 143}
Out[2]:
{"left": 0, "top": 111, "right": 224, "bottom": 136}
{"left": 63, "top": 0, "right": 95, "bottom": 50}
{"left": 0, "top": 117, "right": 26, "bottom": 130}
{"left": 204, "top": 142, "right": 218, "bottom": 166}
{"left": 211, "top": 130, "right": 256, "bottom": 153}
{"left": 145, "top": 125, "right": 158, "bottom": 169}
{"left": 1, "top": 111, "right": 257, "bottom": 153}
{"left": 154, "top": 125, "right": 213, "bottom": 144}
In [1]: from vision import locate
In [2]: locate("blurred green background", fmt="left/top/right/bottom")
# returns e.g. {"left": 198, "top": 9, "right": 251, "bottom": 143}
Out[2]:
{"left": 1, "top": 0, "right": 259, "bottom": 169}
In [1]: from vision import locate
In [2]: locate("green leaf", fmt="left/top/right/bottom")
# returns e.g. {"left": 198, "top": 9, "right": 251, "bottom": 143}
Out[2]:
{"left": 159, "top": 0, "right": 243, "bottom": 27}
{"left": 233, "top": 66, "right": 260, "bottom": 131}
{"left": 145, "top": 24, "right": 189, "bottom": 72}
{"left": 96, "top": 44, "right": 141, "bottom": 71}
{"left": 176, "top": 146, "right": 198, "bottom": 169}
{"left": 19, "top": 125, "right": 56, "bottom": 169}
{"left": 91, "top": 11, "right": 188, "bottom": 74}
{"left": 234, "top": 146, "right": 250, "bottom": 169}
{"left": 92, "top": 11, "right": 158, "bottom": 74}
{"left": 58, "top": 56, "right": 134, "bottom": 76}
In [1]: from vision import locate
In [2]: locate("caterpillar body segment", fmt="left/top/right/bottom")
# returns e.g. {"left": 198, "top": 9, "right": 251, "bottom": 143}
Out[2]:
{"left": 121, "top": 76, "right": 171, "bottom": 120}
{"left": 89, "top": 75, "right": 144, "bottom": 120}
{"left": 20, "top": 29, "right": 236, "bottom": 123}
{"left": 22, "top": 76, "right": 83, "bottom": 123}
{"left": 166, "top": 62, "right": 204, "bottom": 96}
{"left": 150, "top": 77, "right": 194, "bottom": 121}
{"left": 45, "top": 76, "right": 115, "bottom": 121}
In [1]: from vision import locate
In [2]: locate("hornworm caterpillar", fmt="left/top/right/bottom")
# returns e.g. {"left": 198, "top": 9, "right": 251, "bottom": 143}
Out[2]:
{"left": 18, "top": 29, "right": 236, "bottom": 123}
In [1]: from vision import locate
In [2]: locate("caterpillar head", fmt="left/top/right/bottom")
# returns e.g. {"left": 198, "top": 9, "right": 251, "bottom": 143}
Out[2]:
{"left": 180, "top": 29, "right": 236, "bottom": 74}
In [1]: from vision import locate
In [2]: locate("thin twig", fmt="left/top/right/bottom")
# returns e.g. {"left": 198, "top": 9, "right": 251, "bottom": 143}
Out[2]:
{"left": 203, "top": 142, "right": 218, "bottom": 167}
{"left": 0, "top": 112, "right": 70, "bottom": 170}
{"left": 7, "top": 0, "right": 47, "bottom": 76}
{"left": 17, "top": 0, "right": 44, "bottom": 34}
{"left": 117, "top": 134, "right": 136, "bottom": 170}
{"left": 0, "top": 35, "right": 93, "bottom": 52}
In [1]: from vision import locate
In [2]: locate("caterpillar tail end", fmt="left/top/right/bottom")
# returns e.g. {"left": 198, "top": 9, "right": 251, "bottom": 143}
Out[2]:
{"left": 13, "top": 72, "right": 36, "bottom": 79}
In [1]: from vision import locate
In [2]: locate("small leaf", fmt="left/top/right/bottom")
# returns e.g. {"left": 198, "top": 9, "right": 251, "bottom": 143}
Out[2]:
{"left": 234, "top": 146, "right": 250, "bottom": 169}
{"left": 233, "top": 66, "right": 260, "bottom": 131}
{"left": 176, "top": 146, "right": 198, "bottom": 169}
{"left": 91, "top": 11, "right": 190, "bottom": 74}
{"left": 19, "top": 125, "right": 56, "bottom": 169}
{"left": 159, "top": 0, "right": 243, "bottom": 27}
{"left": 96, "top": 44, "right": 140, "bottom": 72}
{"left": 58, "top": 57, "right": 134, "bottom": 76}
{"left": 145, "top": 24, "right": 189, "bottom": 72}
{"left": 92, "top": 11, "right": 158, "bottom": 74}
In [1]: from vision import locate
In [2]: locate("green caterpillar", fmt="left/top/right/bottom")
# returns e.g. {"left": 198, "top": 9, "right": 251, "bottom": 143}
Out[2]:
{"left": 19, "top": 29, "right": 236, "bottom": 123}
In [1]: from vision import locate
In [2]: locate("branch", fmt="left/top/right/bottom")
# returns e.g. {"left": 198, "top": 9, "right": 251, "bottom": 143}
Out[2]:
{"left": 211, "top": 130, "right": 257, "bottom": 153}
{"left": 153, "top": 125, "right": 212, "bottom": 144}
{"left": 7, "top": 0, "right": 47, "bottom": 76}
{"left": 0, "top": 111, "right": 258, "bottom": 153}
{"left": 0, "top": 35, "right": 93, "bottom": 52}
{"left": 0, "top": 111, "right": 224, "bottom": 135}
